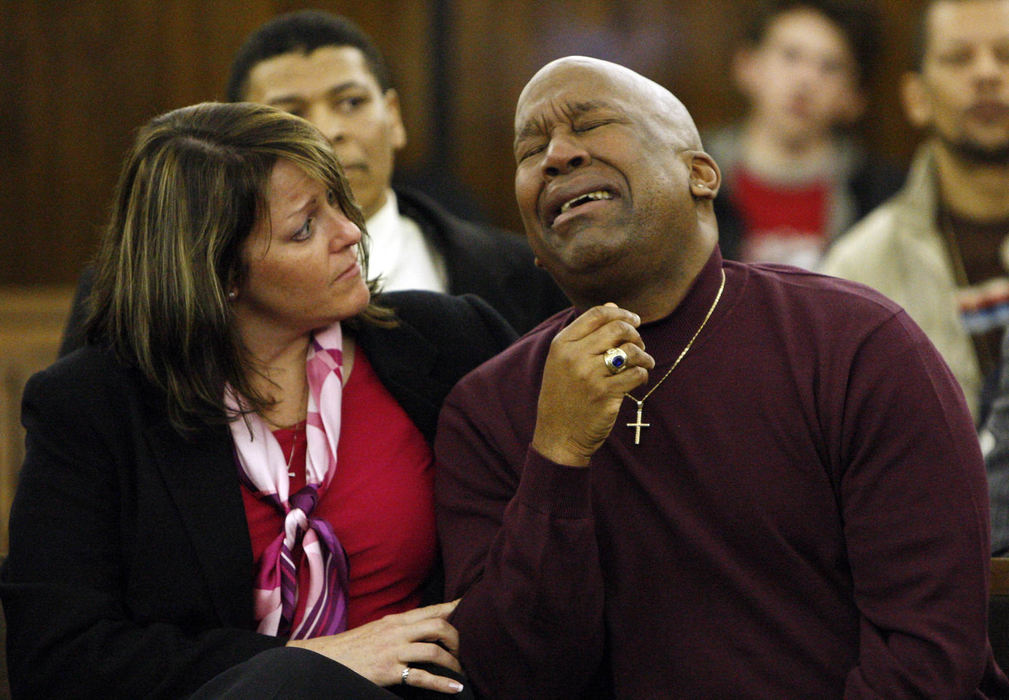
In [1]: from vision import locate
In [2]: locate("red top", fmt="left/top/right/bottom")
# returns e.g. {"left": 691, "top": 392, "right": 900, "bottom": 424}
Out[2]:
{"left": 734, "top": 166, "right": 830, "bottom": 266}
{"left": 242, "top": 347, "right": 435, "bottom": 631}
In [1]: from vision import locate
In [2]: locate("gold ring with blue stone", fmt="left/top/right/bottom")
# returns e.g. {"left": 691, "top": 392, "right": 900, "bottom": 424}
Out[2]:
{"left": 603, "top": 347, "right": 628, "bottom": 374}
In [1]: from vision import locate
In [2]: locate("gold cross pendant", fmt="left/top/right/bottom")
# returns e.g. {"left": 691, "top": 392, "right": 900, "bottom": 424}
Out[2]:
{"left": 626, "top": 400, "right": 650, "bottom": 445}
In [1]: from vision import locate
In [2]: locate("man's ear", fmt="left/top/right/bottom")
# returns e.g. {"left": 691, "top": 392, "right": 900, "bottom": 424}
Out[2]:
{"left": 689, "top": 151, "right": 721, "bottom": 200}
{"left": 901, "top": 72, "right": 932, "bottom": 129}
{"left": 384, "top": 88, "right": 408, "bottom": 151}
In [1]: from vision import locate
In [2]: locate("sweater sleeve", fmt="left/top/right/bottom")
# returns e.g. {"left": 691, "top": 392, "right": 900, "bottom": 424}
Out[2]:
{"left": 833, "top": 311, "right": 1002, "bottom": 698}
{"left": 1, "top": 364, "right": 283, "bottom": 699}
{"left": 434, "top": 379, "right": 606, "bottom": 700}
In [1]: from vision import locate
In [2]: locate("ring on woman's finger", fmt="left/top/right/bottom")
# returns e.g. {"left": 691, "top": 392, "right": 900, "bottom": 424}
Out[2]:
{"left": 603, "top": 347, "right": 629, "bottom": 375}
{"left": 402, "top": 666, "right": 411, "bottom": 685}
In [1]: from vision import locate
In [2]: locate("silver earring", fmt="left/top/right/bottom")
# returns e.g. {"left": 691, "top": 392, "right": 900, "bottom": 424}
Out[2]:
{"left": 227, "top": 290, "right": 238, "bottom": 302}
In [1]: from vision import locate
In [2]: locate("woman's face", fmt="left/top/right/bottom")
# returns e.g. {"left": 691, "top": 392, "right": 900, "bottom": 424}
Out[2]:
{"left": 232, "top": 159, "right": 370, "bottom": 342}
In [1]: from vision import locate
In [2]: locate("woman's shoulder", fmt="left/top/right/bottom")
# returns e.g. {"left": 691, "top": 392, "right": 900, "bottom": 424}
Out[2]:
{"left": 34, "top": 342, "right": 125, "bottom": 379}
{"left": 377, "top": 289, "right": 497, "bottom": 318}
{"left": 375, "top": 290, "right": 517, "bottom": 345}
{"left": 24, "top": 343, "right": 144, "bottom": 410}
{"left": 359, "top": 291, "right": 517, "bottom": 381}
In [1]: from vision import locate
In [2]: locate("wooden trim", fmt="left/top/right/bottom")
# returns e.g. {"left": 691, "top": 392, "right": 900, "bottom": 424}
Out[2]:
{"left": 992, "top": 558, "right": 1009, "bottom": 596}
{"left": 0, "top": 286, "right": 73, "bottom": 555}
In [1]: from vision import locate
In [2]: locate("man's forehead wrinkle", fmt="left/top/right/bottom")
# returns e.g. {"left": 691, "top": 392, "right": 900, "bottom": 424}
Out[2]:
{"left": 514, "top": 112, "right": 549, "bottom": 147}
{"left": 566, "top": 100, "right": 612, "bottom": 116}
{"left": 514, "top": 97, "right": 609, "bottom": 146}
{"left": 514, "top": 54, "right": 702, "bottom": 150}
{"left": 570, "top": 58, "right": 700, "bottom": 146}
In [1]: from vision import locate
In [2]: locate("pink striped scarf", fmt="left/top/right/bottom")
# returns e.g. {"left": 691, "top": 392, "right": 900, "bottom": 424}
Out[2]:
{"left": 227, "top": 322, "right": 349, "bottom": 639}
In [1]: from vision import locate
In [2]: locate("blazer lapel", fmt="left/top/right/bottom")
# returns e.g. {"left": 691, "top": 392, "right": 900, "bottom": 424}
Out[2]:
{"left": 147, "top": 420, "right": 254, "bottom": 627}
{"left": 357, "top": 316, "right": 444, "bottom": 443}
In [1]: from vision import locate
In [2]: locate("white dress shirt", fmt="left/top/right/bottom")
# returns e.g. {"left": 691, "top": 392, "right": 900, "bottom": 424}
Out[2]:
{"left": 365, "top": 190, "right": 448, "bottom": 292}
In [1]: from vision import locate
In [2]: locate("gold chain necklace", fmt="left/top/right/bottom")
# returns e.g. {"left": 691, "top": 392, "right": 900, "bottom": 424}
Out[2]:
{"left": 263, "top": 379, "right": 309, "bottom": 478}
{"left": 284, "top": 421, "right": 306, "bottom": 479}
{"left": 624, "top": 269, "right": 726, "bottom": 445}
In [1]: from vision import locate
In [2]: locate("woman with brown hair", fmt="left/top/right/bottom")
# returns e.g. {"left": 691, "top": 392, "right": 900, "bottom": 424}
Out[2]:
{"left": 0, "top": 101, "right": 514, "bottom": 698}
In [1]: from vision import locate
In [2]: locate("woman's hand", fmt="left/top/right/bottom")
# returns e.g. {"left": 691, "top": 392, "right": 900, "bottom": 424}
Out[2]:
{"left": 286, "top": 600, "right": 465, "bottom": 694}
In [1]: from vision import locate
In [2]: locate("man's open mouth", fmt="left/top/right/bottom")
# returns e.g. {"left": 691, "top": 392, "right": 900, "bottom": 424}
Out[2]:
{"left": 549, "top": 189, "right": 615, "bottom": 226}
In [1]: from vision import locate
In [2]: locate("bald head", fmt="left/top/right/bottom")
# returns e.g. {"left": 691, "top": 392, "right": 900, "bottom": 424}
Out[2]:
{"left": 511, "top": 56, "right": 721, "bottom": 320}
{"left": 515, "top": 56, "right": 702, "bottom": 154}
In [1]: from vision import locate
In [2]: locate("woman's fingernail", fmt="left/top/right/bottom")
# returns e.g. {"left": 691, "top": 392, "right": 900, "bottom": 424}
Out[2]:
{"left": 449, "top": 681, "right": 464, "bottom": 693}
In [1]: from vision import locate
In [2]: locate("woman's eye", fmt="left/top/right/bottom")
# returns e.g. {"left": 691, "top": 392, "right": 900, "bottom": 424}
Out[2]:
{"left": 293, "top": 218, "right": 313, "bottom": 241}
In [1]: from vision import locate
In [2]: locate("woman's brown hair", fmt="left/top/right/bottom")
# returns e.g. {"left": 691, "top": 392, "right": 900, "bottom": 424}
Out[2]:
{"left": 86, "top": 101, "right": 391, "bottom": 432}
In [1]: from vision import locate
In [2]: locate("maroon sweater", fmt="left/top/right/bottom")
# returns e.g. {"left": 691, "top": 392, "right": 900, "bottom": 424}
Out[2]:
{"left": 435, "top": 250, "right": 1009, "bottom": 699}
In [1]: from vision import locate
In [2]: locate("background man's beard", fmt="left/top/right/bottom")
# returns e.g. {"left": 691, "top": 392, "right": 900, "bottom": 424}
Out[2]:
{"left": 940, "top": 131, "right": 1009, "bottom": 166}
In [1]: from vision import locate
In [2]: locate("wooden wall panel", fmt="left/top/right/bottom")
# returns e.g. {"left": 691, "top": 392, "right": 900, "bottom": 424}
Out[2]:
{"left": 0, "top": 286, "right": 74, "bottom": 555}
{"left": 1, "top": 0, "right": 926, "bottom": 282}
{"left": 0, "top": 0, "right": 433, "bottom": 286}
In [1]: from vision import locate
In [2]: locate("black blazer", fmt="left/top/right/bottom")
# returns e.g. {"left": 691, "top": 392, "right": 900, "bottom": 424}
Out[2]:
{"left": 1, "top": 291, "right": 515, "bottom": 699}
